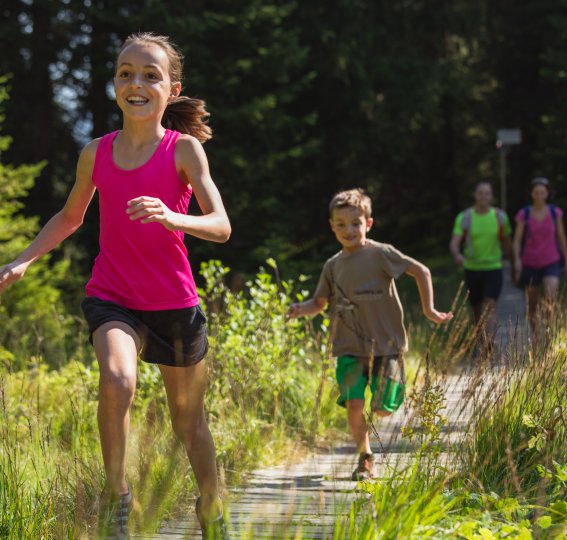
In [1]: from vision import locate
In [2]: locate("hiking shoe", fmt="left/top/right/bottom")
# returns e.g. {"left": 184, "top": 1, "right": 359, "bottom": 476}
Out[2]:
{"left": 351, "top": 453, "right": 377, "bottom": 481}
{"left": 97, "top": 489, "right": 133, "bottom": 540}
{"left": 196, "top": 496, "right": 230, "bottom": 539}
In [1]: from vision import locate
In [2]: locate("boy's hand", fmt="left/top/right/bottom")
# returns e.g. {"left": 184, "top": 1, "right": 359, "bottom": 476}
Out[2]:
{"left": 425, "top": 309, "right": 453, "bottom": 324}
{"left": 0, "top": 262, "right": 27, "bottom": 294}
{"left": 286, "top": 303, "right": 302, "bottom": 319}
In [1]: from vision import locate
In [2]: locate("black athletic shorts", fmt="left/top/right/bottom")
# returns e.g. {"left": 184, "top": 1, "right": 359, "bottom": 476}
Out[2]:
{"left": 464, "top": 269, "right": 503, "bottom": 307}
{"left": 81, "top": 296, "right": 208, "bottom": 367}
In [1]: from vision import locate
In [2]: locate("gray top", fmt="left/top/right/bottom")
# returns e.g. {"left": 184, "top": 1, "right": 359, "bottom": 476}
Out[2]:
{"left": 314, "top": 239, "right": 415, "bottom": 357}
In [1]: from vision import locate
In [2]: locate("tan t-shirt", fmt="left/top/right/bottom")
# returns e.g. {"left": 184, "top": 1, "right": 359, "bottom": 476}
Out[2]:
{"left": 314, "top": 239, "right": 415, "bottom": 357}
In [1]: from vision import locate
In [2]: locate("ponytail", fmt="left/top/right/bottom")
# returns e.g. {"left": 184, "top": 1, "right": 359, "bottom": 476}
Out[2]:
{"left": 162, "top": 96, "right": 212, "bottom": 143}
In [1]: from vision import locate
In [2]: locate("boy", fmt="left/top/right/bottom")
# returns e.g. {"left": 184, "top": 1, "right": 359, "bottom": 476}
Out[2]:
{"left": 287, "top": 189, "right": 452, "bottom": 480}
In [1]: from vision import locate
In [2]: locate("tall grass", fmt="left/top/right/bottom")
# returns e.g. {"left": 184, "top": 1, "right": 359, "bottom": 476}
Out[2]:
{"left": 337, "top": 287, "right": 567, "bottom": 539}
{"left": 0, "top": 260, "right": 341, "bottom": 538}
{"left": 2, "top": 262, "right": 566, "bottom": 539}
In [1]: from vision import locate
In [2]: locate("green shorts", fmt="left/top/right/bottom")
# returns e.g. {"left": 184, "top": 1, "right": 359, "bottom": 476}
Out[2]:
{"left": 336, "top": 354, "right": 405, "bottom": 412}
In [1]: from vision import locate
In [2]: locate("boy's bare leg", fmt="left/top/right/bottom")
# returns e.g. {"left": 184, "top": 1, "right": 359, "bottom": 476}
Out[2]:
{"left": 346, "top": 399, "right": 371, "bottom": 454}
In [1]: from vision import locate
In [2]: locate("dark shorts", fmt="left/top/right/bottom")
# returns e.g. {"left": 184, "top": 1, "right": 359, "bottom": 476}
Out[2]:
{"left": 464, "top": 269, "right": 503, "bottom": 306}
{"left": 520, "top": 261, "right": 563, "bottom": 287}
{"left": 81, "top": 297, "right": 208, "bottom": 367}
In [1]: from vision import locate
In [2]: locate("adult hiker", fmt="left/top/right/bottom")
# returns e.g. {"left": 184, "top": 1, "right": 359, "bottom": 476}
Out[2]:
{"left": 450, "top": 181, "right": 512, "bottom": 352}
{"left": 512, "top": 177, "right": 567, "bottom": 334}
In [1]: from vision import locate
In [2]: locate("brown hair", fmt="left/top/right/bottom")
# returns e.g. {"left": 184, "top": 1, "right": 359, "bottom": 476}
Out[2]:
{"left": 119, "top": 32, "right": 212, "bottom": 143}
{"left": 329, "top": 188, "right": 372, "bottom": 218}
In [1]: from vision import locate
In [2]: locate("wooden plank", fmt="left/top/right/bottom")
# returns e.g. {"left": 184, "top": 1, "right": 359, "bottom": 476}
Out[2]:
{"left": 147, "top": 264, "right": 525, "bottom": 538}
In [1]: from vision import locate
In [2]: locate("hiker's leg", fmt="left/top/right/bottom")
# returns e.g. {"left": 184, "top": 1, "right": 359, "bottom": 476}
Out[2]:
{"left": 346, "top": 399, "right": 371, "bottom": 454}
{"left": 464, "top": 270, "right": 483, "bottom": 326}
{"left": 478, "top": 297, "right": 498, "bottom": 354}
{"left": 93, "top": 321, "right": 140, "bottom": 496}
{"left": 481, "top": 298, "right": 497, "bottom": 333}
{"left": 526, "top": 285, "right": 540, "bottom": 333}
{"left": 542, "top": 275, "right": 559, "bottom": 324}
{"left": 472, "top": 304, "right": 483, "bottom": 326}
{"left": 479, "top": 269, "right": 503, "bottom": 352}
{"left": 159, "top": 360, "right": 221, "bottom": 518}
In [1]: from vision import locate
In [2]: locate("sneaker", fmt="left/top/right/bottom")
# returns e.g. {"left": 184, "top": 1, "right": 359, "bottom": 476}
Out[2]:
{"left": 97, "top": 489, "right": 133, "bottom": 540}
{"left": 351, "top": 453, "right": 377, "bottom": 481}
{"left": 195, "top": 496, "right": 230, "bottom": 539}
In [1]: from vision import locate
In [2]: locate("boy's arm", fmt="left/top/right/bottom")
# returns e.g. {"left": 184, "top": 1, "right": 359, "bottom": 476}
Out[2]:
{"left": 287, "top": 297, "right": 328, "bottom": 319}
{"left": 405, "top": 262, "right": 453, "bottom": 324}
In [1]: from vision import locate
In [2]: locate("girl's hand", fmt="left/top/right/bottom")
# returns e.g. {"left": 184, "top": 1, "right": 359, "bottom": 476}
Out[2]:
{"left": 0, "top": 262, "right": 27, "bottom": 294}
{"left": 126, "top": 196, "right": 179, "bottom": 231}
{"left": 424, "top": 308, "right": 453, "bottom": 324}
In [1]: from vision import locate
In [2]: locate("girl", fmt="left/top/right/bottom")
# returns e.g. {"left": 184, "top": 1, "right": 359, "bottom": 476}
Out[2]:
{"left": 0, "top": 33, "right": 230, "bottom": 539}
{"left": 513, "top": 177, "right": 567, "bottom": 334}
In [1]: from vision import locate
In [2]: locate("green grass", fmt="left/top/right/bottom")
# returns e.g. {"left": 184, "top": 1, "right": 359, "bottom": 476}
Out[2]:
{"left": 0, "top": 260, "right": 342, "bottom": 539}
{"left": 1, "top": 261, "right": 566, "bottom": 539}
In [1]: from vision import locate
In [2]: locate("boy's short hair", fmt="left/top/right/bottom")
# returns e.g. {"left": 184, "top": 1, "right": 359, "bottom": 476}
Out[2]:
{"left": 329, "top": 188, "right": 372, "bottom": 219}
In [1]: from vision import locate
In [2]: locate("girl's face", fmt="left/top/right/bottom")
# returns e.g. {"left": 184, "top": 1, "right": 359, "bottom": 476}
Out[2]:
{"left": 114, "top": 42, "right": 181, "bottom": 123}
{"left": 531, "top": 184, "right": 549, "bottom": 204}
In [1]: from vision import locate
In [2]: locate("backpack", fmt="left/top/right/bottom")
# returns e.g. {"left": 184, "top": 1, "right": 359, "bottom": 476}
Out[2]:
{"left": 461, "top": 207, "right": 507, "bottom": 256}
{"left": 520, "top": 204, "right": 562, "bottom": 260}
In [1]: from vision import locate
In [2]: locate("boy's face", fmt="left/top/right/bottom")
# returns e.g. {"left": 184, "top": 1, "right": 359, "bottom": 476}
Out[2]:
{"left": 329, "top": 206, "right": 373, "bottom": 253}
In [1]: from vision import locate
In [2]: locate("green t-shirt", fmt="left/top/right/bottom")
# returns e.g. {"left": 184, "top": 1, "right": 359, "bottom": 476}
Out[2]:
{"left": 452, "top": 208, "right": 511, "bottom": 270}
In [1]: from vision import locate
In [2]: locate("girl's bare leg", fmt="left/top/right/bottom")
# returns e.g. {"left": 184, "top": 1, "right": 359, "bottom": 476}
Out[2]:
{"left": 93, "top": 321, "right": 140, "bottom": 496}
{"left": 159, "top": 360, "right": 221, "bottom": 519}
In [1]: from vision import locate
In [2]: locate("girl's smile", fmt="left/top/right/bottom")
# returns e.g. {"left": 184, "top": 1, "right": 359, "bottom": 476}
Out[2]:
{"left": 114, "top": 43, "right": 180, "bottom": 121}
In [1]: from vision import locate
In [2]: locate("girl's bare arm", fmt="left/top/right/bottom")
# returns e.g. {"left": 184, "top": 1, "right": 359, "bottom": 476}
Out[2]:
{"left": 126, "top": 135, "right": 231, "bottom": 243}
{"left": 0, "top": 141, "right": 97, "bottom": 293}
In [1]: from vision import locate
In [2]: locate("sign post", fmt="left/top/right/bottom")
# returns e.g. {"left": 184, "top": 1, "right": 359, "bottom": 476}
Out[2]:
{"left": 496, "top": 128, "right": 522, "bottom": 211}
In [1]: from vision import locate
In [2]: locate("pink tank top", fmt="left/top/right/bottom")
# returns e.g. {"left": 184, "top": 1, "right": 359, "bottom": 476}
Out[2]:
{"left": 515, "top": 205, "right": 564, "bottom": 268}
{"left": 85, "top": 129, "right": 200, "bottom": 310}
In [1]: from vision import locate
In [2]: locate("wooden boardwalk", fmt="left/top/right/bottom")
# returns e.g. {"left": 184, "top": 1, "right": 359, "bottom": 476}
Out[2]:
{"left": 494, "top": 262, "right": 527, "bottom": 353}
{"left": 144, "top": 264, "right": 525, "bottom": 539}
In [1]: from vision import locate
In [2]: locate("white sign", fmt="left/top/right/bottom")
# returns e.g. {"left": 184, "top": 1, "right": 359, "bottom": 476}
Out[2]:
{"left": 497, "top": 128, "right": 522, "bottom": 146}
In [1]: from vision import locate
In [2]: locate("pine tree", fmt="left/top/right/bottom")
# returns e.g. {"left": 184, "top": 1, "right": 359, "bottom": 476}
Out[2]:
{"left": 0, "top": 80, "right": 72, "bottom": 368}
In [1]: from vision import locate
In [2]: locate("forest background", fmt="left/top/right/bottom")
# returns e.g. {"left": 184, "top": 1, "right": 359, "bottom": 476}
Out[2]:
{"left": 2, "top": 0, "right": 567, "bottom": 301}
{"left": 2, "top": 3, "right": 567, "bottom": 537}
